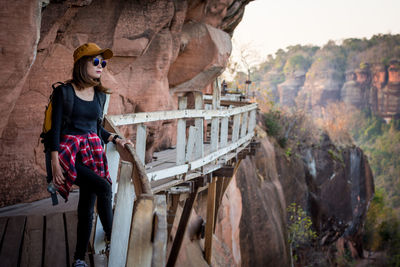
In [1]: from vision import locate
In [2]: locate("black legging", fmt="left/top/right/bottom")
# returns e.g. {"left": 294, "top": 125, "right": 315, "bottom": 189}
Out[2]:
{"left": 73, "top": 160, "right": 113, "bottom": 261}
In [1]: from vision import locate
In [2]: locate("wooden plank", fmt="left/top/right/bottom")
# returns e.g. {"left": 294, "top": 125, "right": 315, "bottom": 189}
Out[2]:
{"left": 176, "top": 96, "right": 187, "bottom": 165}
{"left": 194, "top": 92, "right": 204, "bottom": 160}
{"left": 240, "top": 111, "right": 248, "bottom": 138}
{"left": 204, "top": 177, "right": 217, "bottom": 264}
{"left": 0, "top": 216, "right": 25, "bottom": 267}
{"left": 210, "top": 117, "right": 220, "bottom": 152}
{"left": 136, "top": 123, "right": 147, "bottom": 164}
{"left": 126, "top": 195, "right": 155, "bottom": 267}
{"left": 20, "top": 215, "right": 43, "bottom": 267}
{"left": 108, "top": 104, "right": 258, "bottom": 126}
{"left": 64, "top": 211, "right": 78, "bottom": 267}
{"left": 166, "top": 187, "right": 199, "bottom": 267}
{"left": 232, "top": 114, "right": 241, "bottom": 142}
{"left": 108, "top": 161, "right": 135, "bottom": 267}
{"left": 44, "top": 213, "right": 67, "bottom": 267}
{"left": 186, "top": 126, "right": 198, "bottom": 162}
{"left": 152, "top": 195, "right": 168, "bottom": 267}
{"left": 220, "top": 117, "right": 229, "bottom": 148}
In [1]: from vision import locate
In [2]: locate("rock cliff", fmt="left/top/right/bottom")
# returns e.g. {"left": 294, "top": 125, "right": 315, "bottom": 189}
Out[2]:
{"left": 0, "top": 0, "right": 251, "bottom": 207}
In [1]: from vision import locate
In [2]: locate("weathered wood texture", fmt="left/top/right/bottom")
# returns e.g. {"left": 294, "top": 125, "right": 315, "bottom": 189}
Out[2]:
{"left": 151, "top": 195, "right": 168, "bottom": 267}
{"left": 126, "top": 195, "right": 155, "bottom": 267}
{"left": 44, "top": 213, "right": 67, "bottom": 267}
{"left": 20, "top": 215, "right": 43, "bottom": 267}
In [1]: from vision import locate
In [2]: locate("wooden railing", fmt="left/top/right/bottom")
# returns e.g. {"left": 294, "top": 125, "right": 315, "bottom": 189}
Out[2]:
{"left": 106, "top": 95, "right": 257, "bottom": 188}
{"left": 92, "top": 92, "right": 258, "bottom": 267}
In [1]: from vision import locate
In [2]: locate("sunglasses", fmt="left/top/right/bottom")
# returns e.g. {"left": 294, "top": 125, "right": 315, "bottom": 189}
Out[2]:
{"left": 92, "top": 57, "right": 107, "bottom": 68}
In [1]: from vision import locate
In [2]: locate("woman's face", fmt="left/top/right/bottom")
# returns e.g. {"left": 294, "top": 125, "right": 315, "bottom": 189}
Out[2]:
{"left": 86, "top": 55, "right": 105, "bottom": 80}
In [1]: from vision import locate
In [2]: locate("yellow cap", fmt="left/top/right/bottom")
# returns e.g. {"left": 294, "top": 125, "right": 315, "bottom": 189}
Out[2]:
{"left": 73, "top": 43, "right": 113, "bottom": 63}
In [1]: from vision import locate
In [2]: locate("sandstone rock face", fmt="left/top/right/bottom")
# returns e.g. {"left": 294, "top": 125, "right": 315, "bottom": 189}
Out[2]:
{"left": 0, "top": 0, "right": 251, "bottom": 207}
{"left": 296, "top": 50, "right": 344, "bottom": 116}
{"left": 341, "top": 69, "right": 370, "bottom": 109}
{"left": 278, "top": 71, "right": 306, "bottom": 108}
{"left": 380, "top": 60, "right": 400, "bottom": 121}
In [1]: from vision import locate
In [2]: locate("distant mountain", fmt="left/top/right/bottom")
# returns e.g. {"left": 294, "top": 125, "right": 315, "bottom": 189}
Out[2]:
{"left": 248, "top": 34, "right": 400, "bottom": 122}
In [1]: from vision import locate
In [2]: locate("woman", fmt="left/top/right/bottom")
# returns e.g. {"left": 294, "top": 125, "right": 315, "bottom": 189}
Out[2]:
{"left": 50, "top": 43, "right": 132, "bottom": 267}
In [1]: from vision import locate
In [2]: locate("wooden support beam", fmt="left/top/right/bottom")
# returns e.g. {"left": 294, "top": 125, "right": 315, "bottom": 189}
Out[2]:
{"left": 152, "top": 195, "right": 168, "bottom": 267}
{"left": 166, "top": 187, "right": 199, "bottom": 267}
{"left": 213, "top": 177, "right": 225, "bottom": 233}
{"left": 126, "top": 194, "right": 155, "bottom": 267}
{"left": 212, "top": 166, "right": 235, "bottom": 177}
{"left": 204, "top": 177, "right": 217, "bottom": 264}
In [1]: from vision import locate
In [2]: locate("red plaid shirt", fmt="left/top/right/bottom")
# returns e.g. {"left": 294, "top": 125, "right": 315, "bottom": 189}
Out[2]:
{"left": 57, "top": 132, "right": 111, "bottom": 200}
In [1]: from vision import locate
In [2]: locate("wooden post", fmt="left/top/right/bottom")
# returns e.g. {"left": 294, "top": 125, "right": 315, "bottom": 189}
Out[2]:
{"left": 186, "top": 126, "right": 198, "bottom": 162}
{"left": 136, "top": 123, "right": 147, "bottom": 164}
{"left": 108, "top": 161, "right": 135, "bottom": 267}
{"left": 240, "top": 111, "right": 248, "bottom": 138}
{"left": 176, "top": 96, "right": 187, "bottom": 165}
{"left": 220, "top": 117, "right": 229, "bottom": 148}
{"left": 166, "top": 187, "right": 199, "bottom": 267}
{"left": 194, "top": 92, "right": 204, "bottom": 160}
{"left": 232, "top": 114, "right": 241, "bottom": 142}
{"left": 126, "top": 195, "right": 155, "bottom": 267}
{"left": 204, "top": 176, "right": 217, "bottom": 264}
{"left": 213, "top": 177, "right": 225, "bottom": 233}
{"left": 210, "top": 117, "right": 220, "bottom": 152}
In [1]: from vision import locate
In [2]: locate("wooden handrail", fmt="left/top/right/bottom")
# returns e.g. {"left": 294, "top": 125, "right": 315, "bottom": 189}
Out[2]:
{"left": 104, "top": 116, "right": 152, "bottom": 195}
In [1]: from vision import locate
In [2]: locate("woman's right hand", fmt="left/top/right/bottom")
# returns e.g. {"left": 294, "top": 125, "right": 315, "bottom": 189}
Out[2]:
{"left": 51, "top": 151, "right": 65, "bottom": 186}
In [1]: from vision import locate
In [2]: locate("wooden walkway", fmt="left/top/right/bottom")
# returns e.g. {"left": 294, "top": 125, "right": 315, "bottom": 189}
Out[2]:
{"left": 0, "top": 89, "right": 259, "bottom": 267}
{"left": 0, "top": 211, "right": 107, "bottom": 267}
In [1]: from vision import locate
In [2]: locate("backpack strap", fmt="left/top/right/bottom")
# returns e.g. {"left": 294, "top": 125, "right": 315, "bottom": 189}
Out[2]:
{"left": 51, "top": 82, "right": 75, "bottom": 131}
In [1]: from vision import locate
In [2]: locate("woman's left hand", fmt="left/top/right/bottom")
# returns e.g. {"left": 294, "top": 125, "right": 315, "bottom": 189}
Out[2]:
{"left": 115, "top": 137, "right": 134, "bottom": 148}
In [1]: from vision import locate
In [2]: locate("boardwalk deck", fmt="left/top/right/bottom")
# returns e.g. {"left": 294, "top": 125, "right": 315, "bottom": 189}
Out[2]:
{"left": 0, "top": 211, "right": 105, "bottom": 267}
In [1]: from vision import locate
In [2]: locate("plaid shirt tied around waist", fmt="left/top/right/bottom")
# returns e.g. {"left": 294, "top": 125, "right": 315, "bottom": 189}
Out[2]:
{"left": 57, "top": 132, "right": 111, "bottom": 200}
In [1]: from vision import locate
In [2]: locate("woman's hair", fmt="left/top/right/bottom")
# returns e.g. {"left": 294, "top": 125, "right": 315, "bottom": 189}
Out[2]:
{"left": 66, "top": 55, "right": 110, "bottom": 94}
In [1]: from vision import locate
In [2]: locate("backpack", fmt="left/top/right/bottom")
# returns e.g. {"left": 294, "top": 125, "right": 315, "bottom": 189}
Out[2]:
{"left": 40, "top": 82, "right": 107, "bottom": 205}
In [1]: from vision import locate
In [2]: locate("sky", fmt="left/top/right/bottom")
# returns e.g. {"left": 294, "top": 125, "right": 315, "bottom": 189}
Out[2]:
{"left": 231, "top": 0, "right": 400, "bottom": 67}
